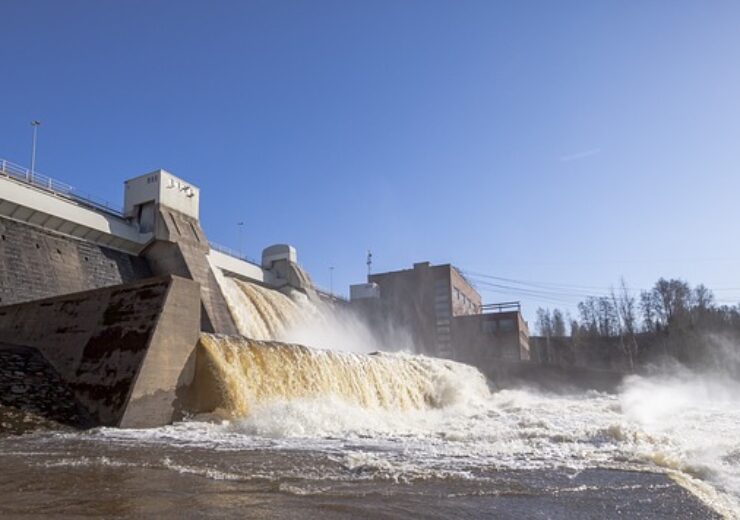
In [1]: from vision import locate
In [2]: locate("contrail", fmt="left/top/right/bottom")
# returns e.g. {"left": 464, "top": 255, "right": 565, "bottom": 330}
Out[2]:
{"left": 560, "top": 148, "right": 601, "bottom": 162}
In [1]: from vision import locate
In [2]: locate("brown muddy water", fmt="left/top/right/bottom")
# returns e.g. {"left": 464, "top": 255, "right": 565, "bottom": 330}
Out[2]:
{"left": 1, "top": 334, "right": 738, "bottom": 518}
{"left": 0, "top": 432, "right": 720, "bottom": 519}
{"left": 2, "top": 366, "right": 738, "bottom": 519}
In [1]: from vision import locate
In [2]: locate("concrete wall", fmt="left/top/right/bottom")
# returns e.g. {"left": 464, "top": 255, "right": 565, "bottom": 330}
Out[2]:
{"left": 208, "top": 250, "right": 267, "bottom": 284}
{"left": 0, "top": 174, "right": 148, "bottom": 253}
{"left": 0, "top": 275, "right": 200, "bottom": 428}
{"left": 143, "top": 208, "right": 238, "bottom": 335}
{"left": 0, "top": 217, "right": 152, "bottom": 306}
{"left": 453, "top": 311, "right": 530, "bottom": 376}
{"left": 368, "top": 263, "right": 444, "bottom": 356}
{"left": 450, "top": 267, "right": 482, "bottom": 316}
{"left": 367, "top": 262, "right": 482, "bottom": 358}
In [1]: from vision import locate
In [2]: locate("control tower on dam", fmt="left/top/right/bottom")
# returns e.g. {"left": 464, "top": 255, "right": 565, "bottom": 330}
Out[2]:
{"left": 0, "top": 157, "right": 319, "bottom": 428}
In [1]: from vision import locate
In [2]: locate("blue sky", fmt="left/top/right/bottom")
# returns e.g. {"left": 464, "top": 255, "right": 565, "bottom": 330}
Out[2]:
{"left": 2, "top": 1, "right": 740, "bottom": 321}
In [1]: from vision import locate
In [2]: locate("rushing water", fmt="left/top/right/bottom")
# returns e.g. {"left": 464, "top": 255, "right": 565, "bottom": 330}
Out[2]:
{"left": 1, "top": 278, "right": 738, "bottom": 518}
{"left": 2, "top": 362, "right": 737, "bottom": 518}
{"left": 194, "top": 335, "right": 488, "bottom": 418}
{"left": 214, "top": 274, "right": 411, "bottom": 353}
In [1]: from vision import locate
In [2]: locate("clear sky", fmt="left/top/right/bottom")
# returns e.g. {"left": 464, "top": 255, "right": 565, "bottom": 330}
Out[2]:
{"left": 2, "top": 0, "right": 740, "bottom": 322}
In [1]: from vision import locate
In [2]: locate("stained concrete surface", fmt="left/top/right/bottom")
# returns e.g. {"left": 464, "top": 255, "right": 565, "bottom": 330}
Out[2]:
{"left": 0, "top": 275, "right": 200, "bottom": 428}
{"left": 0, "top": 217, "right": 151, "bottom": 306}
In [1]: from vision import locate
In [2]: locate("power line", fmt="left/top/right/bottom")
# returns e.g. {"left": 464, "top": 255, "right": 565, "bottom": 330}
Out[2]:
{"left": 462, "top": 269, "right": 647, "bottom": 293}
{"left": 462, "top": 268, "right": 740, "bottom": 310}
{"left": 465, "top": 276, "right": 614, "bottom": 301}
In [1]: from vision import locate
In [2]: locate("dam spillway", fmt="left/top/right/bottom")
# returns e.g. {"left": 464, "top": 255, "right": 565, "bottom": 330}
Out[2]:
{"left": 190, "top": 334, "right": 491, "bottom": 419}
{"left": 218, "top": 276, "right": 312, "bottom": 341}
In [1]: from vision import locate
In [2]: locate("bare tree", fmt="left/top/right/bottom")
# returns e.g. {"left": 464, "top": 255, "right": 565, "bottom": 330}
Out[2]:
{"left": 651, "top": 278, "right": 692, "bottom": 327}
{"left": 578, "top": 297, "right": 600, "bottom": 336}
{"left": 640, "top": 290, "right": 657, "bottom": 332}
{"left": 613, "top": 278, "right": 638, "bottom": 370}
{"left": 596, "top": 296, "right": 618, "bottom": 337}
{"left": 536, "top": 308, "right": 553, "bottom": 337}
{"left": 694, "top": 284, "right": 714, "bottom": 310}
{"left": 551, "top": 309, "right": 566, "bottom": 337}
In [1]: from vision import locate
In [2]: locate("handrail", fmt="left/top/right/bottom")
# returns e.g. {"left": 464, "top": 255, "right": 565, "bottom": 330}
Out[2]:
{"left": 0, "top": 157, "right": 124, "bottom": 216}
{"left": 481, "top": 301, "right": 521, "bottom": 313}
{"left": 315, "top": 286, "right": 349, "bottom": 303}
{"left": 208, "top": 241, "right": 261, "bottom": 266}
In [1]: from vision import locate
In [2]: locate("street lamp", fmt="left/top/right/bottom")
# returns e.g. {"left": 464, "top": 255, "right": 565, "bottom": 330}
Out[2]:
{"left": 329, "top": 266, "right": 334, "bottom": 296}
{"left": 30, "top": 120, "right": 41, "bottom": 182}
{"left": 237, "top": 222, "right": 244, "bottom": 258}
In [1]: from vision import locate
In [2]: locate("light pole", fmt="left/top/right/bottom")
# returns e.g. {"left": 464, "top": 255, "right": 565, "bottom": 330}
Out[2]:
{"left": 329, "top": 266, "right": 334, "bottom": 296}
{"left": 30, "top": 120, "right": 41, "bottom": 182}
{"left": 237, "top": 222, "right": 244, "bottom": 258}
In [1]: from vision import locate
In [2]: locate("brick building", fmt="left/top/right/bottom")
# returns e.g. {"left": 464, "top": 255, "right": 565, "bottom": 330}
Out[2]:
{"left": 352, "top": 262, "right": 530, "bottom": 370}
{"left": 365, "top": 262, "right": 480, "bottom": 358}
{"left": 453, "top": 302, "right": 530, "bottom": 373}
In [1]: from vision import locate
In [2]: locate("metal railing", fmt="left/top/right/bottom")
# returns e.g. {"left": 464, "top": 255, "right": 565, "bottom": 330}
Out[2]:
{"left": 0, "top": 157, "right": 123, "bottom": 216}
{"left": 208, "top": 241, "right": 261, "bottom": 266}
{"left": 481, "top": 301, "right": 521, "bottom": 313}
{"left": 315, "top": 286, "right": 349, "bottom": 303}
{"left": 209, "top": 242, "right": 347, "bottom": 301}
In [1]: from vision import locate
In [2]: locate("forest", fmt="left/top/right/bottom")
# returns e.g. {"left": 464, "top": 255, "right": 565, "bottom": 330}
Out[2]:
{"left": 534, "top": 278, "right": 740, "bottom": 374}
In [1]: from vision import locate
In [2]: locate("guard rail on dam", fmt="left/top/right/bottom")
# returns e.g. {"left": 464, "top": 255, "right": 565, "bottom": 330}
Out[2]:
{"left": 0, "top": 158, "right": 123, "bottom": 216}
{"left": 208, "top": 241, "right": 261, "bottom": 267}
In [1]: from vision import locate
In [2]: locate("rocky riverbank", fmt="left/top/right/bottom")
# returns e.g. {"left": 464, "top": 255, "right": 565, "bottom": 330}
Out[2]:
{"left": 0, "top": 346, "right": 92, "bottom": 434}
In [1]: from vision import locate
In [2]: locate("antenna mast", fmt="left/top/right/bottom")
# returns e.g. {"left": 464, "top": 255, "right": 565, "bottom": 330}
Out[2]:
{"left": 30, "top": 120, "right": 41, "bottom": 182}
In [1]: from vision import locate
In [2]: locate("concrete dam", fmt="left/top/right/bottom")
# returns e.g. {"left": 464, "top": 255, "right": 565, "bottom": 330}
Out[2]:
{"left": 0, "top": 159, "right": 366, "bottom": 429}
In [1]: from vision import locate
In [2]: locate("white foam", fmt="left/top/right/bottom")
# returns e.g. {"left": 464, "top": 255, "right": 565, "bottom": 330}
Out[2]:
{"left": 67, "top": 368, "right": 740, "bottom": 516}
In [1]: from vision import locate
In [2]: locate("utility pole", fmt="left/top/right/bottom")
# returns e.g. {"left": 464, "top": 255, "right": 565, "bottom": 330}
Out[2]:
{"left": 237, "top": 221, "right": 244, "bottom": 258}
{"left": 329, "top": 266, "right": 334, "bottom": 296}
{"left": 30, "top": 120, "right": 41, "bottom": 182}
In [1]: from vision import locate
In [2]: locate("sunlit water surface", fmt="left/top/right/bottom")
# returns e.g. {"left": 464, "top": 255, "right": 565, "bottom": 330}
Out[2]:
{"left": 1, "top": 367, "right": 737, "bottom": 519}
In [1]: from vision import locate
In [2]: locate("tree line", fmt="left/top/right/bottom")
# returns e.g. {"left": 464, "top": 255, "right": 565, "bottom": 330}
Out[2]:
{"left": 534, "top": 278, "right": 740, "bottom": 373}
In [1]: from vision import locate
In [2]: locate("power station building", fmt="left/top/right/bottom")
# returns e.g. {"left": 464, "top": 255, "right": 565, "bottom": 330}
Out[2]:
{"left": 453, "top": 302, "right": 531, "bottom": 367}
{"left": 350, "top": 262, "right": 530, "bottom": 375}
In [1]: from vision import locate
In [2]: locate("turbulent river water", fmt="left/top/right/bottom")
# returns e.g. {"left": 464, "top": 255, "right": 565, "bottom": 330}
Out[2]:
{"left": 1, "top": 278, "right": 739, "bottom": 518}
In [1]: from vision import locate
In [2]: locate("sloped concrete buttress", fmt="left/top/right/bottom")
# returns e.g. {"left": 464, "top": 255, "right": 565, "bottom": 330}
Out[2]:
{"left": 142, "top": 208, "right": 238, "bottom": 335}
{"left": 0, "top": 275, "right": 201, "bottom": 428}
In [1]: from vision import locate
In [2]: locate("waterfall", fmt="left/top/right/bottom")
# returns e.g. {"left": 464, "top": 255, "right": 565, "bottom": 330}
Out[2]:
{"left": 192, "top": 334, "right": 491, "bottom": 418}
{"left": 219, "top": 276, "right": 316, "bottom": 340}
{"left": 214, "top": 273, "right": 412, "bottom": 353}
{"left": 195, "top": 272, "right": 482, "bottom": 420}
